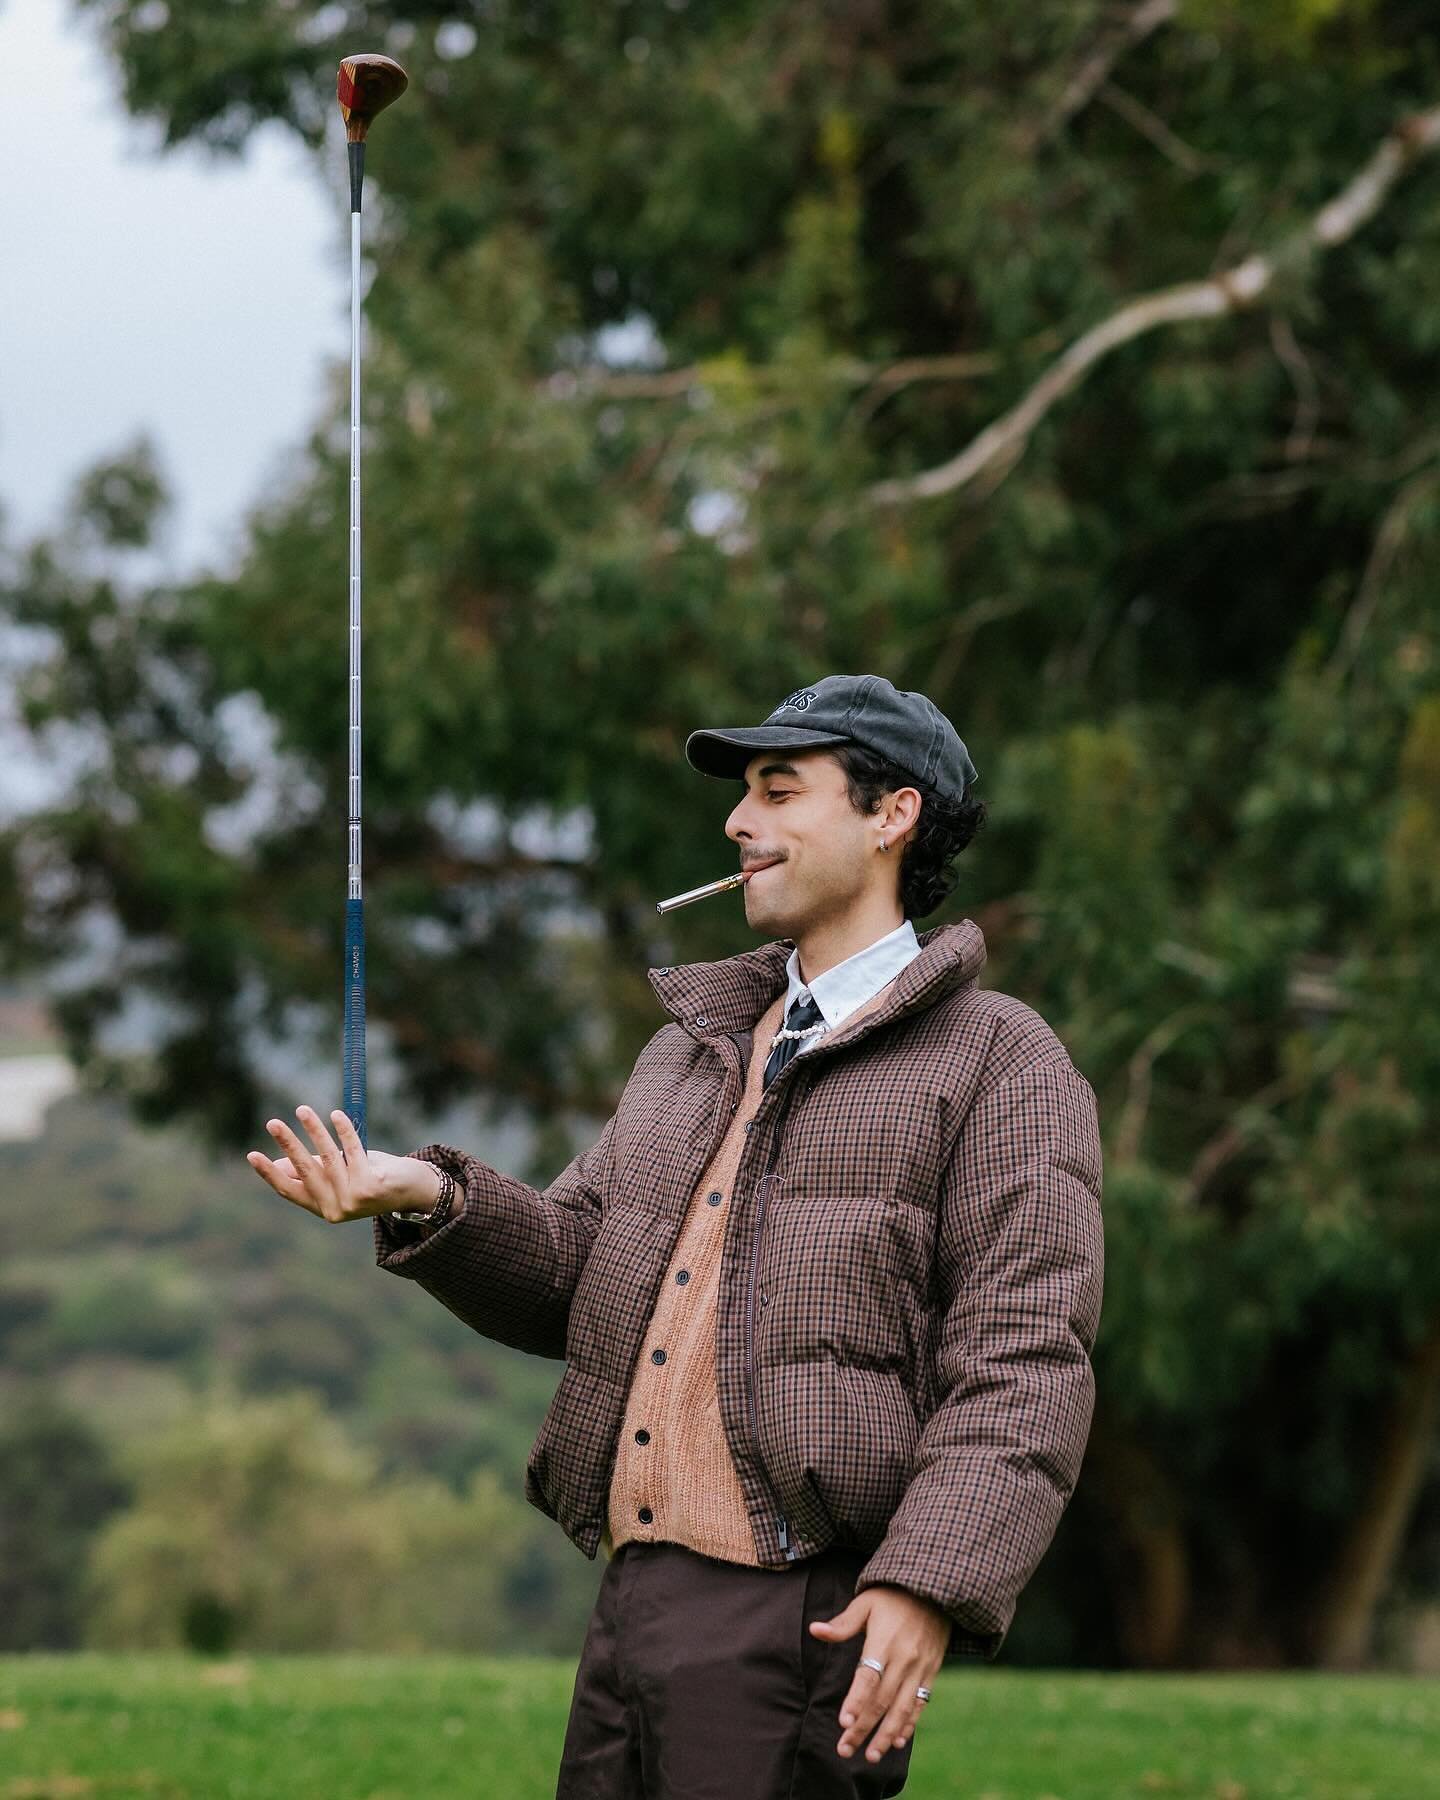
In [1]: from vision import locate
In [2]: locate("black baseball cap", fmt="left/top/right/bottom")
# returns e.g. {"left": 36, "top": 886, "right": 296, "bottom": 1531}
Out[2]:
{"left": 685, "top": 674, "right": 978, "bottom": 803}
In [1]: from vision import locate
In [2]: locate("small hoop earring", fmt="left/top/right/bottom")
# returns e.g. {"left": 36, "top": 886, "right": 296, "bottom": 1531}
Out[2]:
{"left": 879, "top": 837, "right": 889, "bottom": 853}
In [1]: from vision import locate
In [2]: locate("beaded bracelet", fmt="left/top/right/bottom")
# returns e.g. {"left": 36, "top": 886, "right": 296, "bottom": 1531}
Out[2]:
{"left": 390, "top": 1156, "right": 457, "bottom": 1227}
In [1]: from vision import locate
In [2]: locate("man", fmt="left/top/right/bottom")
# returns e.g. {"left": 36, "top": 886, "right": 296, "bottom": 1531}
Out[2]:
{"left": 245, "top": 673, "right": 1105, "bottom": 1799}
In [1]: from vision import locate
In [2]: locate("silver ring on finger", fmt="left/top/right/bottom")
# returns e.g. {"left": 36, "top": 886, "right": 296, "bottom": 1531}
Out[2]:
{"left": 914, "top": 1685, "right": 931, "bottom": 1702}
{"left": 859, "top": 1655, "right": 885, "bottom": 1675}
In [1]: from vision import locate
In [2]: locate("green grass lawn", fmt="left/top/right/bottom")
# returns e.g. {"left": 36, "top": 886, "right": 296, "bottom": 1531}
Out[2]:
{"left": 0, "top": 1655, "right": 1435, "bottom": 1798}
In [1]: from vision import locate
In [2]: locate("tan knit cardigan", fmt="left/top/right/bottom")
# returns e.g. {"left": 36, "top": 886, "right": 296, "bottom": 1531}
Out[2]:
{"left": 603, "top": 971, "right": 901, "bottom": 1563}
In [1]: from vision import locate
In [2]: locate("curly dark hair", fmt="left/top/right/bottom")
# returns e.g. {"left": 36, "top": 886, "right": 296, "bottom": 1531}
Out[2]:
{"left": 827, "top": 741, "right": 987, "bottom": 920}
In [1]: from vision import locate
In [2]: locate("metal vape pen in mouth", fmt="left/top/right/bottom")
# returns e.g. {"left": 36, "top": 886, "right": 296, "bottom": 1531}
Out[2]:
{"left": 655, "top": 869, "right": 753, "bottom": 914}
{"left": 656, "top": 860, "right": 782, "bottom": 913}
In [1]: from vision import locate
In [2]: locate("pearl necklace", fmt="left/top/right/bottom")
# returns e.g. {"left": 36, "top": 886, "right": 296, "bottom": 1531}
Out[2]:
{"left": 768, "top": 1022, "right": 826, "bottom": 1048}
{"left": 769, "top": 1004, "right": 827, "bottom": 1050}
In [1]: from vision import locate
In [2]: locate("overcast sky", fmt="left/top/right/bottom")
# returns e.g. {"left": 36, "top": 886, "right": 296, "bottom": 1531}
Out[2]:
{"left": 0, "top": 0, "right": 344, "bottom": 581}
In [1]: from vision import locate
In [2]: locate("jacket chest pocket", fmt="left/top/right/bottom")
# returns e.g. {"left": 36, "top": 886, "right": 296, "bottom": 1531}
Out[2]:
{"left": 756, "top": 1189, "right": 927, "bottom": 1378}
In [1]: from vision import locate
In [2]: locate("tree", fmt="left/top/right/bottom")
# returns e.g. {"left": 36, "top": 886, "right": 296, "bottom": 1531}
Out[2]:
{"left": 0, "top": 1392, "right": 131, "bottom": 1650}
{"left": 3, "top": 0, "right": 1437, "bottom": 1664}
{"left": 83, "top": 1387, "right": 529, "bottom": 1651}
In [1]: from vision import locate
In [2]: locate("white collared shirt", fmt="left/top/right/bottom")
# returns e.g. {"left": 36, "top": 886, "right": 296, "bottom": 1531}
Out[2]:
{"left": 779, "top": 917, "right": 921, "bottom": 1056}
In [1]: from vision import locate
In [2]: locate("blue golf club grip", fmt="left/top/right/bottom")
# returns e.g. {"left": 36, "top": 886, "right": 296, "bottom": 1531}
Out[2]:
{"left": 343, "top": 895, "right": 367, "bottom": 1150}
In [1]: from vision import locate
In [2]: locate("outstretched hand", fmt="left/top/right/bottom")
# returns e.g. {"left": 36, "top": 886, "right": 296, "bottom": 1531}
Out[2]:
{"left": 246, "top": 1106, "right": 439, "bottom": 1221}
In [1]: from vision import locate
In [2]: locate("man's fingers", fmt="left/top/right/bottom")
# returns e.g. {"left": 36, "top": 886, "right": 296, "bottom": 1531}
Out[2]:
{"left": 839, "top": 1664, "right": 878, "bottom": 1727}
{"left": 247, "top": 1107, "right": 375, "bottom": 1225}
{"left": 260, "top": 1115, "right": 336, "bottom": 1212}
{"left": 271, "top": 1112, "right": 354, "bottom": 1219}
{"left": 837, "top": 1658, "right": 886, "bottom": 1753}
{"left": 294, "top": 1103, "right": 343, "bottom": 1164}
{"left": 245, "top": 1151, "right": 321, "bottom": 1217}
{"left": 266, "top": 1117, "right": 315, "bottom": 1172}
{"left": 863, "top": 1684, "right": 923, "bottom": 1763}
{"left": 330, "top": 1108, "right": 364, "bottom": 1163}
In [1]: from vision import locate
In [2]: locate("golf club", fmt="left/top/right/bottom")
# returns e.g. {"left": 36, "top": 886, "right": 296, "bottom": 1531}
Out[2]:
{"left": 336, "top": 52, "right": 408, "bottom": 1152}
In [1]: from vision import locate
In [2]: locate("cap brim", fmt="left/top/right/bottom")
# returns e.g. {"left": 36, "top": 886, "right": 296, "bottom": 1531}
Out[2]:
{"left": 685, "top": 725, "right": 852, "bottom": 781}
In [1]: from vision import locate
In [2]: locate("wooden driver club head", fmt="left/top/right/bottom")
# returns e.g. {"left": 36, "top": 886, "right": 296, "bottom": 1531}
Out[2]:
{"left": 337, "top": 53, "right": 409, "bottom": 143}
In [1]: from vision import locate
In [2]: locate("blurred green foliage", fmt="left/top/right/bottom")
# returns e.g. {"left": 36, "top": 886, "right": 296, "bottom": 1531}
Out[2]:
{"left": 0, "top": 0, "right": 1436, "bottom": 1666}
{"left": 0, "top": 1396, "right": 130, "bottom": 1650}
{"left": 0, "top": 1091, "right": 598, "bottom": 1657}
{"left": 81, "top": 1388, "right": 531, "bottom": 1653}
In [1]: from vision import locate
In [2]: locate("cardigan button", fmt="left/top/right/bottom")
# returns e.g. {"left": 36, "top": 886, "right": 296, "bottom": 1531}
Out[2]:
{"left": 635, "top": 1428, "right": 650, "bottom": 1444}
{"left": 707, "top": 1191, "right": 722, "bottom": 1207}
{"left": 638, "top": 1506, "right": 653, "bottom": 1524}
{"left": 651, "top": 1347, "right": 667, "bottom": 1364}
{"left": 675, "top": 1269, "right": 690, "bottom": 1284}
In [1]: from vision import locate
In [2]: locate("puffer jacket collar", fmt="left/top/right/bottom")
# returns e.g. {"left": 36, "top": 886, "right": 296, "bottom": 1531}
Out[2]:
{"left": 646, "top": 918, "right": 987, "bottom": 1055}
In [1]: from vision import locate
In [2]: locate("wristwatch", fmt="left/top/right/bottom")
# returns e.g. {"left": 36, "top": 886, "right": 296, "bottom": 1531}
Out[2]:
{"left": 390, "top": 1155, "right": 458, "bottom": 1227}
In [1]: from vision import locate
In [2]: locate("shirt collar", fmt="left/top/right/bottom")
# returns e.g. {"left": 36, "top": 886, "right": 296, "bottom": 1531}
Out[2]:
{"left": 783, "top": 917, "right": 922, "bottom": 1030}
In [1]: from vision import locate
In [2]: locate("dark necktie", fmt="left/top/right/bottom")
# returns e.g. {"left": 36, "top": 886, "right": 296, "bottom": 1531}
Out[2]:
{"left": 763, "top": 992, "right": 824, "bottom": 1089}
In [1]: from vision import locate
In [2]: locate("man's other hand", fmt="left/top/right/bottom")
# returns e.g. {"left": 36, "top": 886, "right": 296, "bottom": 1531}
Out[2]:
{"left": 809, "top": 1582, "right": 950, "bottom": 1763}
{"left": 245, "top": 1106, "right": 441, "bottom": 1222}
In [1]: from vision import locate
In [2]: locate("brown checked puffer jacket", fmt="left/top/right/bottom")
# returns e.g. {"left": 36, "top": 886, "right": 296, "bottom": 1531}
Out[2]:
{"left": 373, "top": 918, "right": 1105, "bottom": 1661}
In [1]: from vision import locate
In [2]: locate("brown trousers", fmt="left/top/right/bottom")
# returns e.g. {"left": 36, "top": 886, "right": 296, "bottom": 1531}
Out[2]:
{"left": 555, "top": 1540, "right": 915, "bottom": 1798}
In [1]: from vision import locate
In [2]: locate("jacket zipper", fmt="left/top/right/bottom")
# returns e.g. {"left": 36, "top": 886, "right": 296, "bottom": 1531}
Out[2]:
{"left": 745, "top": 1064, "right": 803, "bottom": 1563}
{"left": 703, "top": 980, "right": 943, "bottom": 1563}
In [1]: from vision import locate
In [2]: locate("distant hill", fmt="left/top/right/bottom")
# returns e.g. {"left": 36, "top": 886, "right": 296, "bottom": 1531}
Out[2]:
{"left": 0, "top": 988, "right": 609, "bottom": 1652}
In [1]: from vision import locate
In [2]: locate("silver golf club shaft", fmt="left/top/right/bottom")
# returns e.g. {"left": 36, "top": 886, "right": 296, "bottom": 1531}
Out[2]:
{"left": 349, "top": 207, "right": 363, "bottom": 909}
{"left": 342, "top": 182, "right": 368, "bottom": 1148}
{"left": 336, "top": 57, "right": 407, "bottom": 1157}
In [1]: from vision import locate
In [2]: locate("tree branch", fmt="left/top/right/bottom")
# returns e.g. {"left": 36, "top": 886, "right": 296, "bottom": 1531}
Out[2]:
{"left": 1327, "top": 460, "right": 1440, "bottom": 681}
{"left": 865, "top": 102, "right": 1440, "bottom": 510}
{"left": 1182, "top": 1072, "right": 1304, "bottom": 1206}
{"left": 1021, "top": 0, "right": 1179, "bottom": 155}
{"left": 1268, "top": 313, "right": 1322, "bottom": 463}
{"left": 578, "top": 350, "right": 1002, "bottom": 401}
{"left": 1115, "top": 1002, "right": 1212, "bottom": 1165}
{"left": 1097, "top": 79, "right": 1217, "bottom": 175}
